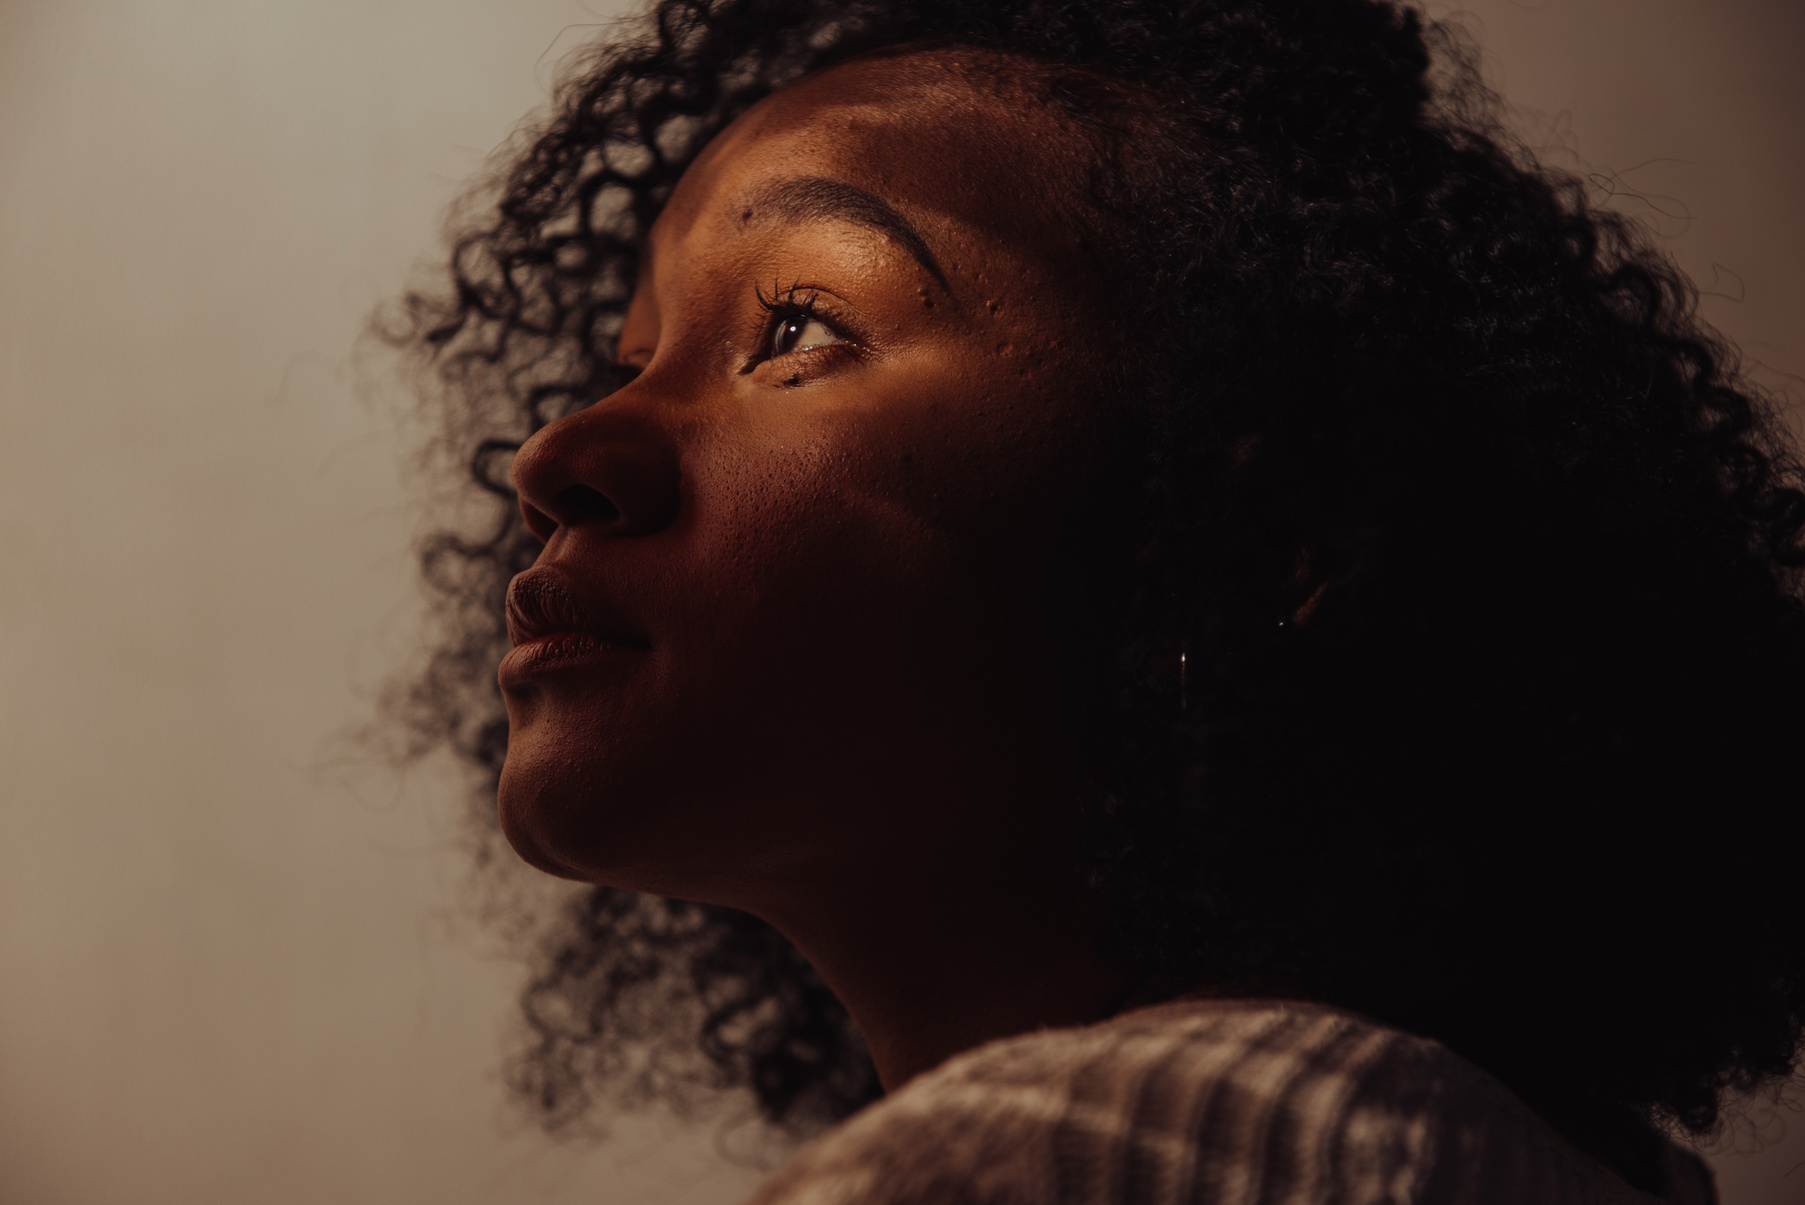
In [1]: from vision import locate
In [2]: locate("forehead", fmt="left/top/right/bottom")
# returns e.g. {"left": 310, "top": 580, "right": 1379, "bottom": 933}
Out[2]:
{"left": 646, "top": 50, "right": 1093, "bottom": 285}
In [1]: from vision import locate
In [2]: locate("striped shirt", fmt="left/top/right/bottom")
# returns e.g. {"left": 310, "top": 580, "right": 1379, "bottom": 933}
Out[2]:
{"left": 748, "top": 997, "right": 1717, "bottom": 1205}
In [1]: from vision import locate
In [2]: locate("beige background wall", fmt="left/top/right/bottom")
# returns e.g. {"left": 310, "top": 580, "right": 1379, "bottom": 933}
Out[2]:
{"left": 0, "top": 2, "right": 1799, "bottom": 1203}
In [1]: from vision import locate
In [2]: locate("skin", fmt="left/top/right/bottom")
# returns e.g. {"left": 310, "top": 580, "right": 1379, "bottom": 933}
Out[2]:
{"left": 501, "top": 48, "right": 1141, "bottom": 1090}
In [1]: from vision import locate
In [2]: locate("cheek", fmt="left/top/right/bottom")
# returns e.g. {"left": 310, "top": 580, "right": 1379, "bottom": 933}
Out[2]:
{"left": 684, "top": 424, "right": 949, "bottom": 708}
{"left": 683, "top": 371, "right": 1113, "bottom": 740}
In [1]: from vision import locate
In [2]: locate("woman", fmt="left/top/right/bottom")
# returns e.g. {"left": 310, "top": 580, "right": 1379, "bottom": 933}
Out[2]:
{"left": 387, "top": 0, "right": 1805, "bottom": 1200}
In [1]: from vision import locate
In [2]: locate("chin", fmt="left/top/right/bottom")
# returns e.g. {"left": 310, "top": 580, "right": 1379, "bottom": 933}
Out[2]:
{"left": 494, "top": 694, "right": 655, "bottom": 882}
{"left": 496, "top": 765, "right": 595, "bottom": 881}
{"left": 494, "top": 723, "right": 646, "bottom": 883}
{"left": 495, "top": 732, "right": 732, "bottom": 892}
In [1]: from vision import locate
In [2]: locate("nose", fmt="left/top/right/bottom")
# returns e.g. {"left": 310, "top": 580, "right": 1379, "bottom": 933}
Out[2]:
{"left": 510, "top": 401, "right": 682, "bottom": 544}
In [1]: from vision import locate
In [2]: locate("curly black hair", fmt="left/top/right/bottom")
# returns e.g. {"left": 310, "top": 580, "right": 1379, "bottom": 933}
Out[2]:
{"left": 382, "top": 0, "right": 1805, "bottom": 1192}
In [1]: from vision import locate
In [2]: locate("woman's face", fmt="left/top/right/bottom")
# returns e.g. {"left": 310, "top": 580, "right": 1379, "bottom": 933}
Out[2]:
{"left": 500, "top": 50, "right": 1132, "bottom": 909}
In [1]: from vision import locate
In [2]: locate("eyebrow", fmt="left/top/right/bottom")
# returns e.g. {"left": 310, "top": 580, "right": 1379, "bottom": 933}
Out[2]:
{"left": 733, "top": 176, "right": 949, "bottom": 289}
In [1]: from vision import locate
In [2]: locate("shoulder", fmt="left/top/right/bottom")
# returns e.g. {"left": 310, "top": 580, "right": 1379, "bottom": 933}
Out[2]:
{"left": 746, "top": 998, "right": 1702, "bottom": 1205}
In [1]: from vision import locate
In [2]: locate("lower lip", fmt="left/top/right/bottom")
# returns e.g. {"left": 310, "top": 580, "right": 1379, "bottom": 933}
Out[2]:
{"left": 498, "top": 633, "right": 647, "bottom": 688}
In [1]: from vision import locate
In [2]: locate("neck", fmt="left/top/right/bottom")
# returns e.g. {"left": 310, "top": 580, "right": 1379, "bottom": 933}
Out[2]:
{"left": 749, "top": 844, "right": 1133, "bottom": 1091}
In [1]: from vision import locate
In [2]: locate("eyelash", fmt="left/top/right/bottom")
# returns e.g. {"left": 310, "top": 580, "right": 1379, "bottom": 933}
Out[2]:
{"left": 748, "top": 280, "right": 849, "bottom": 369}
{"left": 608, "top": 282, "right": 855, "bottom": 388}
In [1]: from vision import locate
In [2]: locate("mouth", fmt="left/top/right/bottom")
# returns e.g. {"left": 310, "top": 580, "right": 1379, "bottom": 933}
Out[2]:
{"left": 499, "top": 566, "right": 650, "bottom": 688}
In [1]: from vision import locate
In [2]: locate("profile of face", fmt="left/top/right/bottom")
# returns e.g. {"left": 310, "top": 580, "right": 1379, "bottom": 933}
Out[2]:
{"left": 498, "top": 50, "right": 1132, "bottom": 922}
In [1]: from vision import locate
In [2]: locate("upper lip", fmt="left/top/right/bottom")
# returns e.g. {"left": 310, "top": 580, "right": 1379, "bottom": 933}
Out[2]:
{"left": 505, "top": 565, "right": 650, "bottom": 649}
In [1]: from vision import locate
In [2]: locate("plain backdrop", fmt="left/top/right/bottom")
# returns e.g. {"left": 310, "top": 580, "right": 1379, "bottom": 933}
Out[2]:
{"left": 1, "top": 2, "right": 1800, "bottom": 1202}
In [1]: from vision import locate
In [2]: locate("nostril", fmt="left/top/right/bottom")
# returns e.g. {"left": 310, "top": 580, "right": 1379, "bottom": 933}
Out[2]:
{"left": 554, "top": 483, "right": 621, "bottom": 526}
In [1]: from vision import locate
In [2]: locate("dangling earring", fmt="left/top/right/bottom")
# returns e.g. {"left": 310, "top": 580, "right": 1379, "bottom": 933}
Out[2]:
{"left": 1179, "top": 647, "right": 1189, "bottom": 712}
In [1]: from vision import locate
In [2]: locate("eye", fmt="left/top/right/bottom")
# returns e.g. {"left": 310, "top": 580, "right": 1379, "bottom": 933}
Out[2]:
{"left": 769, "top": 311, "right": 843, "bottom": 359}
{"left": 748, "top": 284, "right": 855, "bottom": 374}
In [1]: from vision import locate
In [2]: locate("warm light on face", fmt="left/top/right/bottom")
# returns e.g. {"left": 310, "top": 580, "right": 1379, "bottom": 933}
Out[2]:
{"left": 495, "top": 52, "right": 1133, "bottom": 902}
